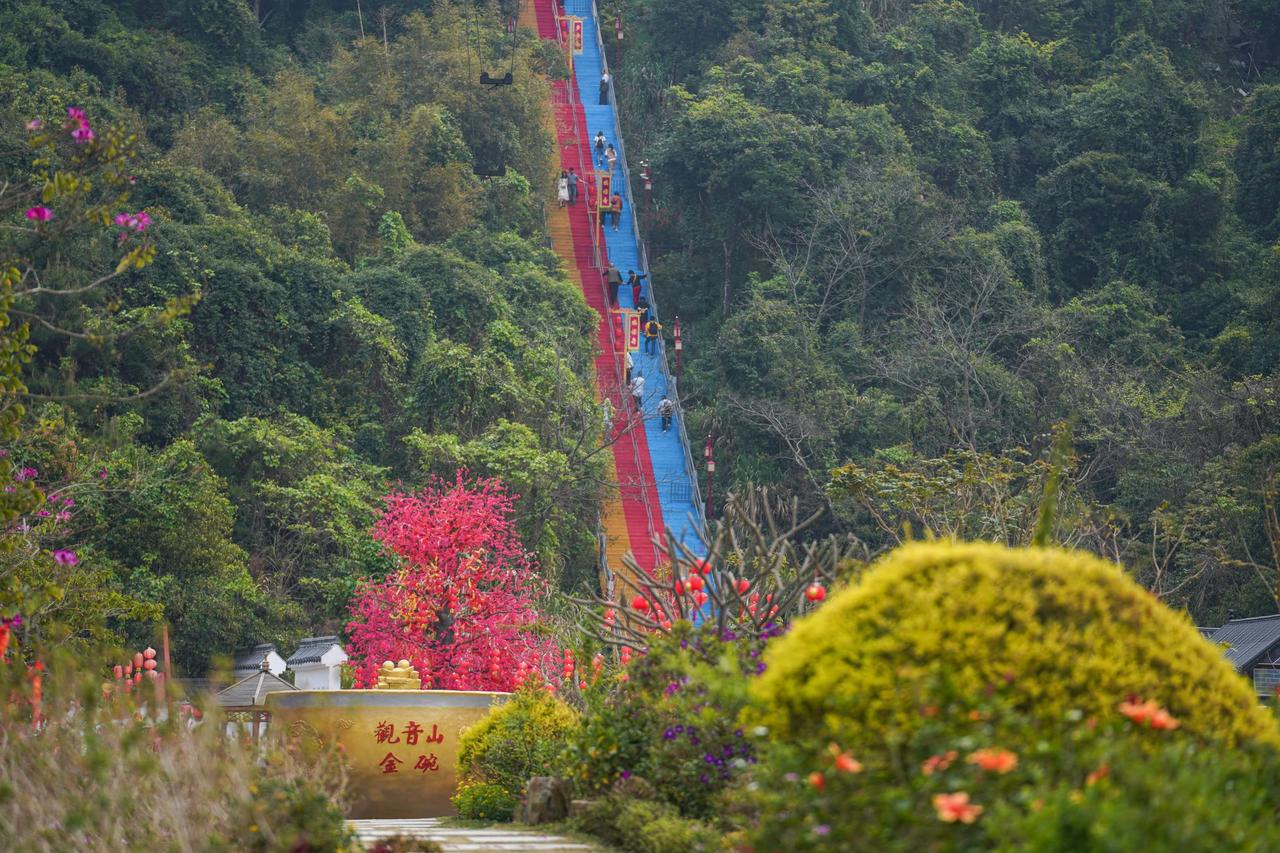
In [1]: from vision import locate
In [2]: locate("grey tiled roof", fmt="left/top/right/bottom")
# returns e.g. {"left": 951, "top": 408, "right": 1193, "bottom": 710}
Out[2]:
{"left": 1196, "top": 626, "right": 1217, "bottom": 639}
{"left": 233, "top": 643, "right": 279, "bottom": 672}
{"left": 215, "top": 669, "right": 297, "bottom": 708}
{"left": 286, "top": 636, "right": 342, "bottom": 665}
{"left": 1209, "top": 614, "right": 1280, "bottom": 672}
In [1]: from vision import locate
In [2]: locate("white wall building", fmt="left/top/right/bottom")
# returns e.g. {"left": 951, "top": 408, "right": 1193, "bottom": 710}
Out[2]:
{"left": 286, "top": 636, "right": 348, "bottom": 690}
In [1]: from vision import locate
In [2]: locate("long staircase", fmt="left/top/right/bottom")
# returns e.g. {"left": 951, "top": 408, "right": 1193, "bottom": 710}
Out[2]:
{"left": 528, "top": 0, "right": 706, "bottom": 595}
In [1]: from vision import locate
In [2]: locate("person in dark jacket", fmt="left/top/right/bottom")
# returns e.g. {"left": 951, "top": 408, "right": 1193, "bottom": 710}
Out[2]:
{"left": 605, "top": 264, "right": 623, "bottom": 305}
{"left": 628, "top": 270, "right": 647, "bottom": 305}
{"left": 567, "top": 168, "right": 579, "bottom": 205}
{"left": 599, "top": 71, "right": 611, "bottom": 104}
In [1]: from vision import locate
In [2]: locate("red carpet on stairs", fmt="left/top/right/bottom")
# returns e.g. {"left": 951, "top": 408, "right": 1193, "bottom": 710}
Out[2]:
{"left": 534, "top": 1, "right": 664, "bottom": 574}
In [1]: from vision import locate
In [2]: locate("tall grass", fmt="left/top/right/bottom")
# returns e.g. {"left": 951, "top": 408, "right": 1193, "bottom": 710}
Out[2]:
{"left": 0, "top": 652, "right": 353, "bottom": 851}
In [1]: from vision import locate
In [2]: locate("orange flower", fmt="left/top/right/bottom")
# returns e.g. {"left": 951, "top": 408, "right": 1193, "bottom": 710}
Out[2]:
{"left": 933, "top": 792, "right": 983, "bottom": 824}
{"left": 1118, "top": 698, "right": 1180, "bottom": 730}
{"left": 968, "top": 709, "right": 989, "bottom": 721}
{"left": 921, "top": 750, "right": 958, "bottom": 776}
{"left": 827, "top": 742, "right": 863, "bottom": 774}
{"left": 808, "top": 771, "right": 826, "bottom": 791}
{"left": 920, "top": 705, "right": 940, "bottom": 718}
{"left": 967, "top": 748, "right": 1018, "bottom": 774}
{"left": 1085, "top": 763, "right": 1111, "bottom": 786}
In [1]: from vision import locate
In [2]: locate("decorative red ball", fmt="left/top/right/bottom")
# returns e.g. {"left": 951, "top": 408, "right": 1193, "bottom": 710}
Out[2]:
{"left": 631, "top": 595, "right": 650, "bottom": 611}
{"left": 805, "top": 583, "right": 827, "bottom": 602}
{"left": 687, "top": 574, "right": 704, "bottom": 592}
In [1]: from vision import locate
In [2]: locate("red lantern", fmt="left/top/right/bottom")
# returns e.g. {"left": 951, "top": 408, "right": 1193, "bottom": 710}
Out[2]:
{"left": 631, "top": 595, "right": 649, "bottom": 612}
{"left": 687, "top": 574, "right": 704, "bottom": 592}
{"left": 674, "top": 579, "right": 684, "bottom": 596}
{"left": 694, "top": 560, "right": 712, "bottom": 575}
{"left": 694, "top": 592, "right": 708, "bottom": 607}
{"left": 143, "top": 647, "right": 156, "bottom": 660}
{"left": 736, "top": 578, "right": 750, "bottom": 594}
{"left": 805, "top": 583, "right": 827, "bottom": 602}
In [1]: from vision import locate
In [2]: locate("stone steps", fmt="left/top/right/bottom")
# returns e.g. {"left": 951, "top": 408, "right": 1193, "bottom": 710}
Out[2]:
{"left": 347, "top": 819, "right": 600, "bottom": 852}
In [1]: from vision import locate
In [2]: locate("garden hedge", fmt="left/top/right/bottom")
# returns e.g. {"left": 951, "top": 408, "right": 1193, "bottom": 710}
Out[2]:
{"left": 751, "top": 541, "right": 1277, "bottom": 748}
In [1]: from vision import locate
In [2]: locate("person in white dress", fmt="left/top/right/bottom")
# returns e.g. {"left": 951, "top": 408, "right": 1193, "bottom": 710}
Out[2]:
{"left": 557, "top": 170, "right": 569, "bottom": 206}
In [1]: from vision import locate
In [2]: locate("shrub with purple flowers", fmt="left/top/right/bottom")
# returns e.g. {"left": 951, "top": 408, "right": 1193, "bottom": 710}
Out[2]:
{"left": 563, "top": 622, "right": 773, "bottom": 820}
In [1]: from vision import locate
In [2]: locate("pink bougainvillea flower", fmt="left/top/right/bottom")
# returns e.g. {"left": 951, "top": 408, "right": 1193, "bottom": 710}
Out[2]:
{"left": 14, "top": 466, "right": 37, "bottom": 481}
{"left": 53, "top": 550, "right": 78, "bottom": 566}
{"left": 24, "top": 206, "right": 53, "bottom": 223}
{"left": 967, "top": 748, "right": 1018, "bottom": 774}
{"left": 933, "top": 792, "right": 983, "bottom": 824}
{"left": 921, "top": 750, "right": 959, "bottom": 776}
{"left": 114, "top": 211, "right": 152, "bottom": 239}
{"left": 1118, "top": 698, "right": 1180, "bottom": 730}
{"left": 55, "top": 511, "right": 71, "bottom": 522}
{"left": 98, "top": 467, "right": 108, "bottom": 480}
{"left": 26, "top": 118, "right": 42, "bottom": 131}
{"left": 66, "top": 107, "right": 86, "bottom": 122}
{"left": 71, "top": 125, "right": 95, "bottom": 144}
{"left": 36, "top": 510, "right": 50, "bottom": 518}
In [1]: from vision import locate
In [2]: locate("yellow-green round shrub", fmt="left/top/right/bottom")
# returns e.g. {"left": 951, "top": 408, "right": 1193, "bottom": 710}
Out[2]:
{"left": 750, "top": 541, "right": 1277, "bottom": 748}
{"left": 456, "top": 685, "right": 578, "bottom": 806}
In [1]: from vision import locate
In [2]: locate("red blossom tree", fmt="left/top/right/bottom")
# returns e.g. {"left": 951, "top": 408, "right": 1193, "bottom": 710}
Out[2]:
{"left": 345, "top": 475, "right": 558, "bottom": 691}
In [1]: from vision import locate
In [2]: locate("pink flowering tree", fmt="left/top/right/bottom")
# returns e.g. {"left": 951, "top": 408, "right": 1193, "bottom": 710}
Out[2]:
{"left": 345, "top": 474, "right": 558, "bottom": 691}
{"left": 2, "top": 108, "right": 161, "bottom": 656}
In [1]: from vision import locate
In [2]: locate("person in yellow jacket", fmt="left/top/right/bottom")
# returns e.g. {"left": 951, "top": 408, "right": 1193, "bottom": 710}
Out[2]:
{"left": 643, "top": 318, "right": 662, "bottom": 355}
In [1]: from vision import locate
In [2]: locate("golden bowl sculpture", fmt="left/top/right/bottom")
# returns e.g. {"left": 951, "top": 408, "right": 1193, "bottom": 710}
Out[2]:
{"left": 266, "top": 688, "right": 509, "bottom": 818}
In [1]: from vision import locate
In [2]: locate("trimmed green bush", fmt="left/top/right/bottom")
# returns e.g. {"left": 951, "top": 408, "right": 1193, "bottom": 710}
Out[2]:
{"left": 455, "top": 685, "right": 578, "bottom": 808}
{"left": 451, "top": 781, "right": 519, "bottom": 822}
{"left": 750, "top": 541, "right": 1277, "bottom": 749}
{"left": 572, "top": 793, "right": 723, "bottom": 853}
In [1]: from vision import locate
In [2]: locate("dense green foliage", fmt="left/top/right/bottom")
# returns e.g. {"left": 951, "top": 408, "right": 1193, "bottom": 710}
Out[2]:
{"left": 455, "top": 685, "right": 579, "bottom": 807}
{"left": 751, "top": 541, "right": 1277, "bottom": 748}
{"left": 1, "top": 1, "right": 601, "bottom": 670}
{"left": 611, "top": 0, "right": 1280, "bottom": 623}
{"left": 736, "top": 543, "right": 1280, "bottom": 850}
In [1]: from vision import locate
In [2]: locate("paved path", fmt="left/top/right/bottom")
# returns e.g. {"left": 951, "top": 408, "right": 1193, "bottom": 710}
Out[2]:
{"left": 347, "top": 819, "right": 600, "bottom": 851}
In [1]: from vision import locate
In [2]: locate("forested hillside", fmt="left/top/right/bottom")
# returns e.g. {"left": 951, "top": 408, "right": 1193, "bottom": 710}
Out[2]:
{"left": 608, "top": 0, "right": 1280, "bottom": 624}
{"left": 1, "top": 0, "right": 605, "bottom": 669}
{"left": 3, "top": 0, "right": 1279, "bottom": 671}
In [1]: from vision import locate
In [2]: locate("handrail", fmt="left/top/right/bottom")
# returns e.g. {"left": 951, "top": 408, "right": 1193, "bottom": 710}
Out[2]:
{"left": 585, "top": 0, "right": 707, "bottom": 536}
{"left": 551, "top": 2, "right": 661, "bottom": 567}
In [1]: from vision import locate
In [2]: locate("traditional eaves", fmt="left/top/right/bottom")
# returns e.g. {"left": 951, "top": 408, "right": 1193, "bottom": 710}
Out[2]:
{"left": 1209, "top": 614, "right": 1280, "bottom": 672}
{"left": 286, "top": 636, "right": 342, "bottom": 666}
{"left": 215, "top": 669, "right": 297, "bottom": 709}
